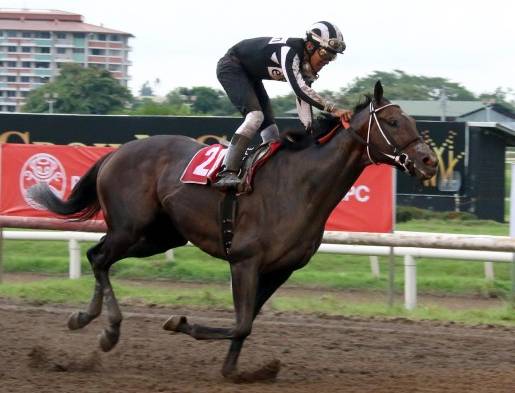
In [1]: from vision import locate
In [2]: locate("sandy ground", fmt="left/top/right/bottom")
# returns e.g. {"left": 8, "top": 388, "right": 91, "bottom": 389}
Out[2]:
{"left": 0, "top": 285, "right": 514, "bottom": 393}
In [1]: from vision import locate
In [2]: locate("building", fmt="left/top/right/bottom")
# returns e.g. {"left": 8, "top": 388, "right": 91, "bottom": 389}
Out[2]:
{"left": 0, "top": 9, "right": 133, "bottom": 112}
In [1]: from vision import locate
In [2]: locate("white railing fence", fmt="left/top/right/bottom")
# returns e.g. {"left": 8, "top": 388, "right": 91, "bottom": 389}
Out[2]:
{"left": 1, "top": 229, "right": 514, "bottom": 310}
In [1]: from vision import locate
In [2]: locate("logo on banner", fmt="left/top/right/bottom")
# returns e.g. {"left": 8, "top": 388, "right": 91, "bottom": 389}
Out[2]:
{"left": 19, "top": 153, "right": 67, "bottom": 209}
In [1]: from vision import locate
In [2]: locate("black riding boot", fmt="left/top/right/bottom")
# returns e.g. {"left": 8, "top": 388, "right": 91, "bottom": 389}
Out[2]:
{"left": 213, "top": 134, "right": 251, "bottom": 189}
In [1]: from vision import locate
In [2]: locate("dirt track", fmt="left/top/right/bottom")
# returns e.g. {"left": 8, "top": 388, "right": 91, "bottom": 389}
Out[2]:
{"left": 0, "top": 299, "right": 514, "bottom": 393}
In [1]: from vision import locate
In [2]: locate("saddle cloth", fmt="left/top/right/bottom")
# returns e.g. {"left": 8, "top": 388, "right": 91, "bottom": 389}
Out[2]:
{"left": 180, "top": 142, "right": 281, "bottom": 191}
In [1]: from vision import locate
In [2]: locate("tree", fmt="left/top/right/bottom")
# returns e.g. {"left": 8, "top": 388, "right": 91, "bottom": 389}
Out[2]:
{"left": 336, "top": 70, "right": 476, "bottom": 107}
{"left": 139, "top": 81, "right": 154, "bottom": 97}
{"left": 23, "top": 63, "right": 133, "bottom": 114}
{"left": 478, "top": 87, "right": 515, "bottom": 110}
{"left": 166, "top": 87, "right": 237, "bottom": 115}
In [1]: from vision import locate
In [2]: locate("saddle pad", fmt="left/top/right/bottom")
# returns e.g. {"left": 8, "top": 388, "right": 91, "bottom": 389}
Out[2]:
{"left": 180, "top": 144, "right": 227, "bottom": 184}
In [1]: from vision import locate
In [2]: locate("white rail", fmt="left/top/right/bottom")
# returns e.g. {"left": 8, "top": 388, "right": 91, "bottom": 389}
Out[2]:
{"left": 1, "top": 230, "right": 513, "bottom": 310}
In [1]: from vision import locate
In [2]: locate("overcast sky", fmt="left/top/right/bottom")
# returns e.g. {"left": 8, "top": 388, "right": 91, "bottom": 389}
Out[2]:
{"left": 4, "top": 0, "right": 515, "bottom": 100}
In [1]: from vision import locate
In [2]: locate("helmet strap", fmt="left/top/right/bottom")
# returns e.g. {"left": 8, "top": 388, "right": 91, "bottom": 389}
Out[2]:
{"left": 302, "top": 49, "right": 318, "bottom": 83}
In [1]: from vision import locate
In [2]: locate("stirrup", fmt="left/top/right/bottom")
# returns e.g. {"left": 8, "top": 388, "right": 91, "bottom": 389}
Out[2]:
{"left": 212, "top": 171, "right": 241, "bottom": 189}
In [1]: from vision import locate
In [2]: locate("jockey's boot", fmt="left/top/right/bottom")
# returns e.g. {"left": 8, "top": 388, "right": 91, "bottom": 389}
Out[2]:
{"left": 212, "top": 134, "right": 251, "bottom": 189}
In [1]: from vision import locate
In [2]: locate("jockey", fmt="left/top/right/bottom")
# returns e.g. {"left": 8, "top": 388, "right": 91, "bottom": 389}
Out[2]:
{"left": 213, "top": 21, "right": 352, "bottom": 189}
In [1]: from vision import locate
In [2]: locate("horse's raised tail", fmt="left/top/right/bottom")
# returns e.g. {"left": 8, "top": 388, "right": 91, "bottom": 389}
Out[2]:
{"left": 28, "top": 152, "right": 113, "bottom": 221}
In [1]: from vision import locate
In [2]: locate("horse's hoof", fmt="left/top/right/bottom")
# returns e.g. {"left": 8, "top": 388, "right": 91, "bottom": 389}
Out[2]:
{"left": 68, "top": 311, "right": 91, "bottom": 330}
{"left": 162, "top": 315, "right": 187, "bottom": 332}
{"left": 98, "top": 328, "right": 120, "bottom": 352}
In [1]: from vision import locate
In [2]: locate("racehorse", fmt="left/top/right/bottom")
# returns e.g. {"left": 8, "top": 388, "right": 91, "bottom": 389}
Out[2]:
{"left": 29, "top": 81, "right": 437, "bottom": 382}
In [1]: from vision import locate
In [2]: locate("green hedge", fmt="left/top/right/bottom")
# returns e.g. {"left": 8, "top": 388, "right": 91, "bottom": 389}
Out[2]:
{"left": 396, "top": 206, "right": 477, "bottom": 223}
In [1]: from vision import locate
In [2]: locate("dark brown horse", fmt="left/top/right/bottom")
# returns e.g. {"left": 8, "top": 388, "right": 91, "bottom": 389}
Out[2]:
{"left": 29, "top": 81, "right": 437, "bottom": 382}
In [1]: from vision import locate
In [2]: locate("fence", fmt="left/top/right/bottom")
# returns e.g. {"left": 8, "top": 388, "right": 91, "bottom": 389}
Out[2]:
{"left": 1, "top": 229, "right": 514, "bottom": 310}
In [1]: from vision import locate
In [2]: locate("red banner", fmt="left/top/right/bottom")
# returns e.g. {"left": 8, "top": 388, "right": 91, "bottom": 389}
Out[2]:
{"left": 0, "top": 144, "right": 393, "bottom": 233}
{"left": 0, "top": 144, "right": 113, "bottom": 220}
{"left": 325, "top": 165, "right": 394, "bottom": 233}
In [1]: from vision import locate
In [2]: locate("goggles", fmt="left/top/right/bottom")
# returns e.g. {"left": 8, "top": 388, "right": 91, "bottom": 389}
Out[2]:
{"left": 318, "top": 47, "right": 337, "bottom": 62}
{"left": 327, "top": 38, "right": 346, "bottom": 53}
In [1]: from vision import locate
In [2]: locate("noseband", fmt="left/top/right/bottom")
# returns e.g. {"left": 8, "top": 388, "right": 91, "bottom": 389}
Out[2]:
{"left": 364, "top": 102, "right": 421, "bottom": 172}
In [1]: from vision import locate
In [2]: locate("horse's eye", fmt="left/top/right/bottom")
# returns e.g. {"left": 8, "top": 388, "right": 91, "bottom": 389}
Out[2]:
{"left": 388, "top": 120, "right": 398, "bottom": 127}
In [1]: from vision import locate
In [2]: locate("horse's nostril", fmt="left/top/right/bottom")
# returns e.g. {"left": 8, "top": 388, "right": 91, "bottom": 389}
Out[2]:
{"left": 423, "top": 156, "right": 435, "bottom": 166}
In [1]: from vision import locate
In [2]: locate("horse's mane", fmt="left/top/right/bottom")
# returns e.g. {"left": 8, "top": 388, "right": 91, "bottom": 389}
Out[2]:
{"left": 280, "top": 94, "right": 373, "bottom": 150}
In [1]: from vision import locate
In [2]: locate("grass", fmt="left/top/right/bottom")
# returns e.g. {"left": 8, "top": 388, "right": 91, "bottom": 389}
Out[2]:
{"left": 1, "top": 219, "right": 514, "bottom": 325}
{"left": 0, "top": 276, "right": 513, "bottom": 326}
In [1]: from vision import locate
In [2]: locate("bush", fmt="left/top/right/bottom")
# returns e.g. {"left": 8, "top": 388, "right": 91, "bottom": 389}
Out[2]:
{"left": 396, "top": 206, "right": 477, "bottom": 222}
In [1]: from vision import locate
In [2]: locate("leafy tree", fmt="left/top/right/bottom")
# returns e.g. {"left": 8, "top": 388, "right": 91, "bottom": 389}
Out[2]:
{"left": 166, "top": 87, "right": 237, "bottom": 115}
{"left": 139, "top": 81, "right": 154, "bottom": 97}
{"left": 336, "top": 70, "right": 476, "bottom": 107}
{"left": 478, "top": 87, "right": 515, "bottom": 110}
{"left": 23, "top": 63, "right": 132, "bottom": 114}
{"left": 126, "top": 98, "right": 193, "bottom": 115}
{"left": 270, "top": 93, "right": 297, "bottom": 116}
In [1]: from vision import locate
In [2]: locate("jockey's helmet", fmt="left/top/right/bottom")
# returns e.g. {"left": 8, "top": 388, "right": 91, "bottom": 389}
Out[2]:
{"left": 306, "top": 21, "right": 346, "bottom": 55}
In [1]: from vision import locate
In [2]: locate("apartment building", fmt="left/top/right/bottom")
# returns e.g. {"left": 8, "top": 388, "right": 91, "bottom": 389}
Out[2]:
{"left": 0, "top": 9, "right": 132, "bottom": 112}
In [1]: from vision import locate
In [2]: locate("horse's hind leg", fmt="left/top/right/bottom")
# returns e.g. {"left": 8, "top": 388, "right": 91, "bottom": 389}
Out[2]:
{"left": 67, "top": 229, "right": 139, "bottom": 352}
{"left": 67, "top": 237, "right": 108, "bottom": 331}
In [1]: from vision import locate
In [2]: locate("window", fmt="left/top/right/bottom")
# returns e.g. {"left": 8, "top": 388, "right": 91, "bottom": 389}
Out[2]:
{"left": 56, "top": 32, "right": 67, "bottom": 39}
{"left": 57, "top": 48, "right": 67, "bottom": 54}
{"left": 35, "top": 32, "right": 50, "bottom": 39}
{"left": 7, "top": 106, "right": 15, "bottom": 112}
{"left": 22, "top": 32, "right": 32, "bottom": 38}
{"left": 73, "top": 33, "right": 85, "bottom": 38}
{"left": 22, "top": 47, "right": 31, "bottom": 53}
{"left": 22, "top": 61, "right": 31, "bottom": 67}
{"left": 91, "top": 49, "right": 106, "bottom": 56}
{"left": 73, "top": 48, "right": 85, "bottom": 53}
{"left": 7, "top": 31, "right": 17, "bottom": 37}
{"left": 7, "top": 90, "right": 16, "bottom": 96}
{"left": 7, "top": 61, "right": 17, "bottom": 67}
{"left": 39, "top": 47, "right": 50, "bottom": 54}
{"left": 21, "top": 91, "right": 29, "bottom": 97}
{"left": 109, "top": 49, "right": 121, "bottom": 56}
{"left": 97, "top": 34, "right": 107, "bottom": 41}
{"left": 110, "top": 34, "right": 120, "bottom": 41}
{"left": 35, "top": 62, "right": 50, "bottom": 68}
{"left": 7, "top": 46, "right": 17, "bottom": 53}
{"left": 20, "top": 76, "right": 30, "bottom": 83}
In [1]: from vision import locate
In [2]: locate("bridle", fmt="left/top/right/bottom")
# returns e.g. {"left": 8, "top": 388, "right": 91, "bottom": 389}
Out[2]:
{"left": 361, "top": 101, "right": 421, "bottom": 172}
{"left": 318, "top": 101, "right": 422, "bottom": 172}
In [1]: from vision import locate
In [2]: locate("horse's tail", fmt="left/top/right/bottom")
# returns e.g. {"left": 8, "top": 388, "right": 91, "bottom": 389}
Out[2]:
{"left": 28, "top": 152, "right": 113, "bottom": 221}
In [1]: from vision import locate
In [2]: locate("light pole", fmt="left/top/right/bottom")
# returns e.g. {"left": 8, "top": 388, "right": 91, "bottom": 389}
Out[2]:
{"left": 44, "top": 92, "right": 58, "bottom": 113}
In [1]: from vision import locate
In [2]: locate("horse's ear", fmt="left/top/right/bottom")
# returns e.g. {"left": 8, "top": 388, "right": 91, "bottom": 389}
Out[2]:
{"left": 374, "top": 80, "right": 383, "bottom": 102}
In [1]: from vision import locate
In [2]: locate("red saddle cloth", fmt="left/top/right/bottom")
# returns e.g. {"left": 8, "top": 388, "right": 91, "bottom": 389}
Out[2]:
{"left": 180, "top": 142, "right": 281, "bottom": 187}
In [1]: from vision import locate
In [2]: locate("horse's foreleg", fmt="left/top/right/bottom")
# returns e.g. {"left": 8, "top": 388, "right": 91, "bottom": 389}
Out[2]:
{"left": 221, "top": 268, "right": 293, "bottom": 381}
{"left": 163, "top": 259, "right": 258, "bottom": 342}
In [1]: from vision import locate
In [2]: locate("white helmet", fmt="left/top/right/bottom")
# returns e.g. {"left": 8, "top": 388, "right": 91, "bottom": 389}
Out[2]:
{"left": 306, "top": 21, "right": 346, "bottom": 54}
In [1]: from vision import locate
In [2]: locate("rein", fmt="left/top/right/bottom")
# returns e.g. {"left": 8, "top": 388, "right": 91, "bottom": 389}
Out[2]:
{"left": 318, "top": 102, "right": 420, "bottom": 173}
{"left": 365, "top": 102, "right": 420, "bottom": 172}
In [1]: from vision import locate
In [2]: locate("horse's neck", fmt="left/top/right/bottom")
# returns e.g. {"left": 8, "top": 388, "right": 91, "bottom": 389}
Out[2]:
{"left": 292, "top": 127, "right": 366, "bottom": 224}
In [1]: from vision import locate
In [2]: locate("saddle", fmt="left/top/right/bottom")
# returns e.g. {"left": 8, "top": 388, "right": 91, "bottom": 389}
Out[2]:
{"left": 180, "top": 141, "right": 281, "bottom": 194}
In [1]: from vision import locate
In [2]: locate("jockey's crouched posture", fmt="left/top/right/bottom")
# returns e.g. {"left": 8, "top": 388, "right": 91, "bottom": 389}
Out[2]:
{"left": 213, "top": 21, "right": 352, "bottom": 189}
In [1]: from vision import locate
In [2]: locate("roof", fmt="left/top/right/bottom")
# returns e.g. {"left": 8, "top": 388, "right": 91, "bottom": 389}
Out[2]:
{"left": 0, "top": 9, "right": 132, "bottom": 36}
{"left": 390, "top": 100, "right": 484, "bottom": 118}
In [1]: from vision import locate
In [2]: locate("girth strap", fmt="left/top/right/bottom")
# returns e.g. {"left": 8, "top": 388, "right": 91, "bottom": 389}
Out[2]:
{"left": 219, "top": 190, "right": 238, "bottom": 259}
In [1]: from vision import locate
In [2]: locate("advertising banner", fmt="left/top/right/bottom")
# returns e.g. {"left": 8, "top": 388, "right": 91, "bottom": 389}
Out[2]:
{"left": 0, "top": 144, "right": 393, "bottom": 233}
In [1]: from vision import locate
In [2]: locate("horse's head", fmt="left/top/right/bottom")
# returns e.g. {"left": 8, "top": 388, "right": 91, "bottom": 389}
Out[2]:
{"left": 349, "top": 81, "right": 438, "bottom": 180}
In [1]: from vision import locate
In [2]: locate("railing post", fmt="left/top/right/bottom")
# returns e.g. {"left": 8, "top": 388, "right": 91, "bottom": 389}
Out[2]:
{"left": 387, "top": 247, "right": 395, "bottom": 306}
{"left": 369, "top": 256, "right": 380, "bottom": 278}
{"left": 0, "top": 228, "right": 3, "bottom": 284}
{"left": 404, "top": 254, "right": 417, "bottom": 310}
{"left": 484, "top": 261, "right": 495, "bottom": 281}
{"left": 68, "top": 239, "right": 81, "bottom": 279}
{"left": 165, "top": 249, "right": 175, "bottom": 262}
